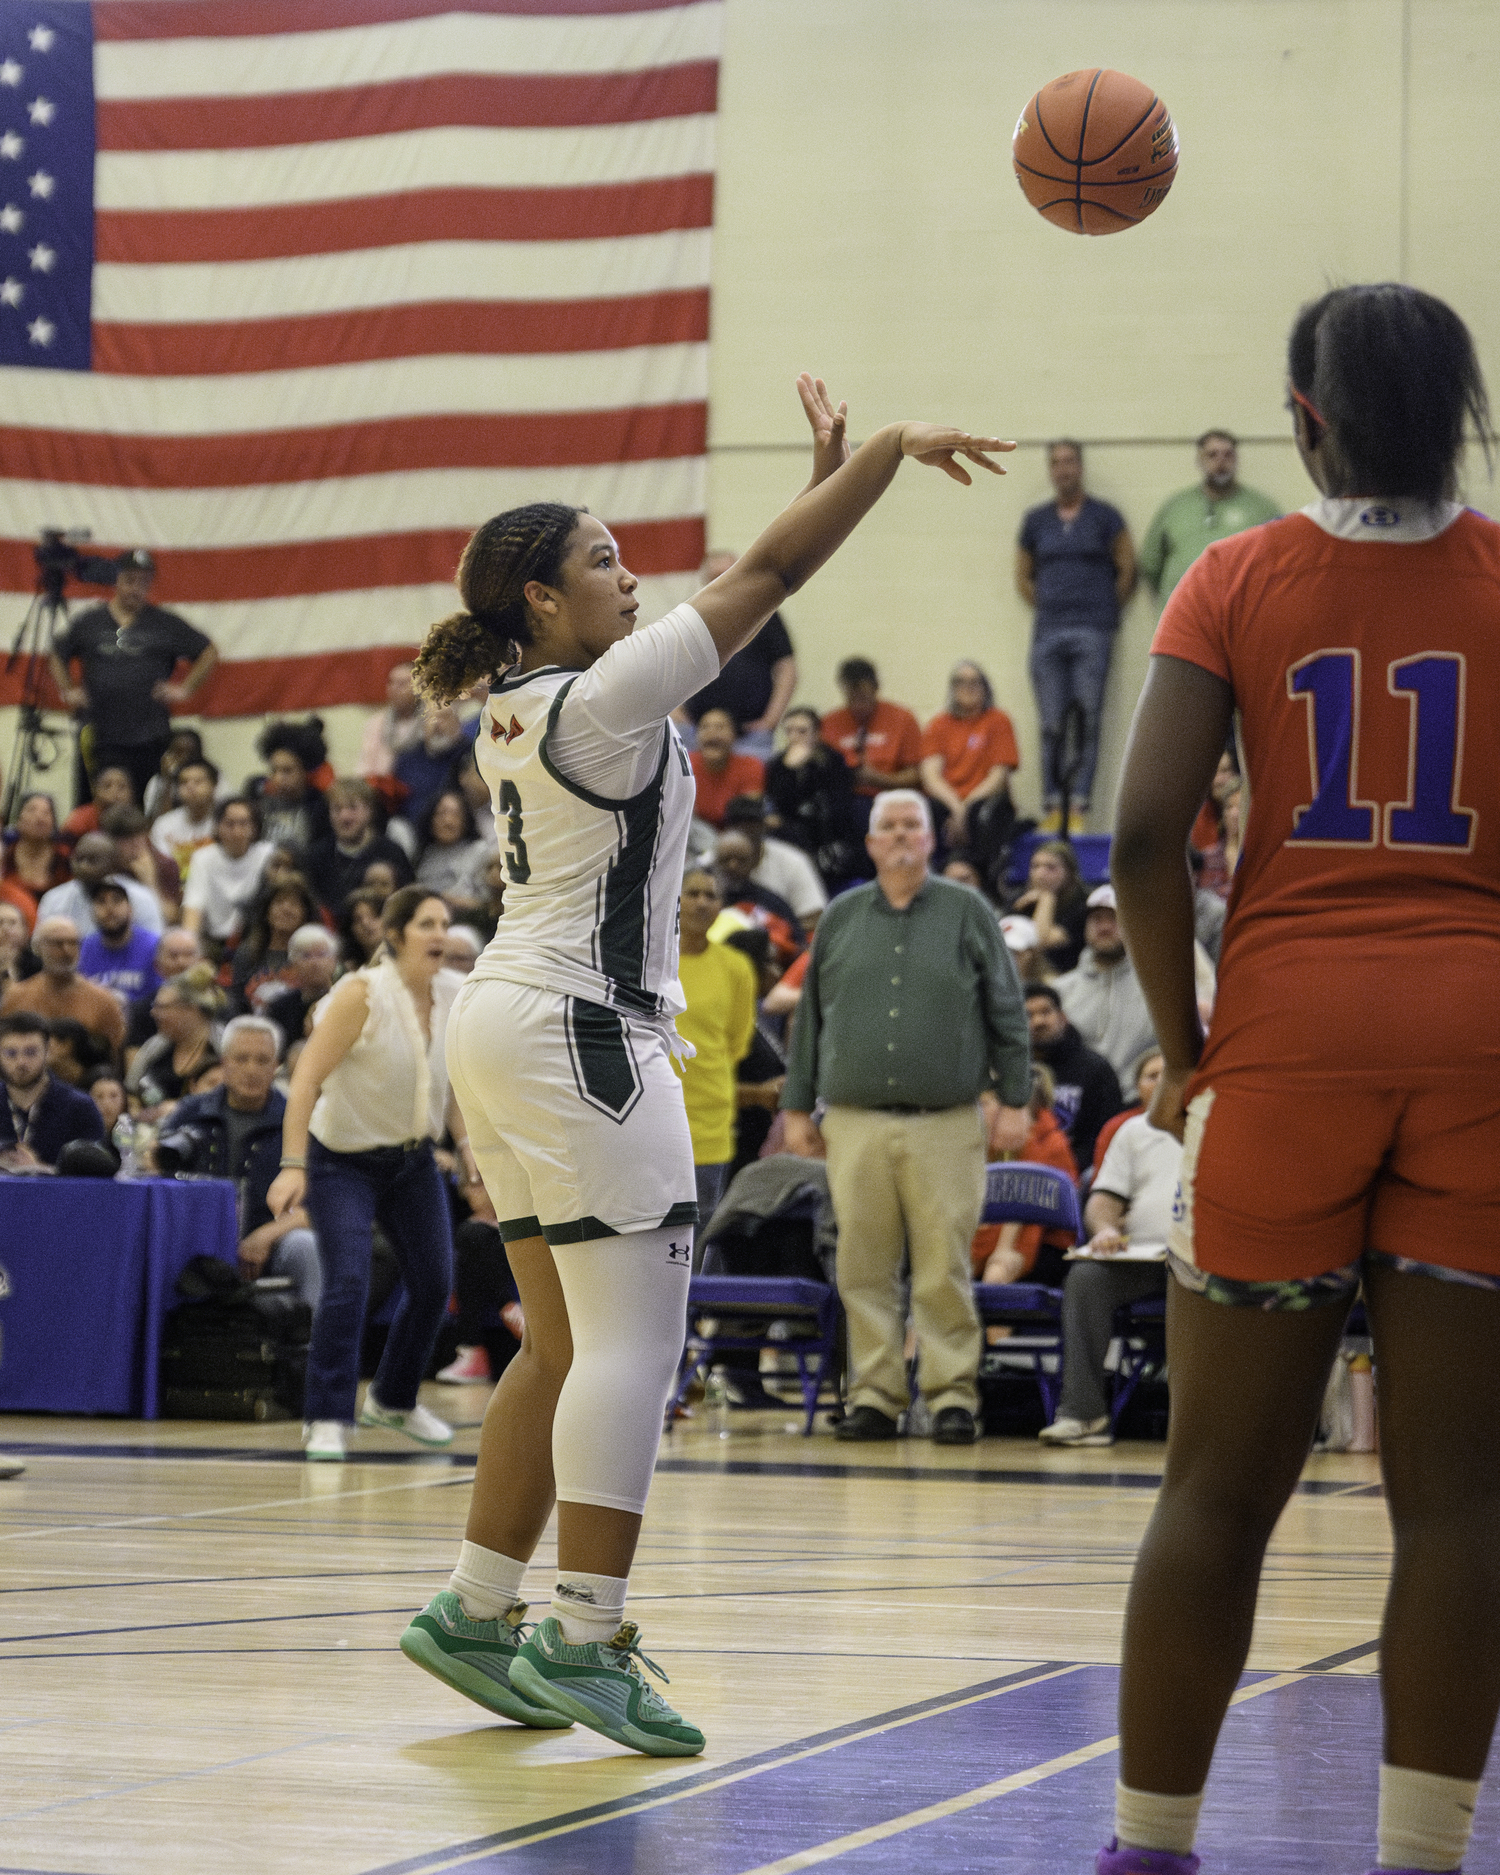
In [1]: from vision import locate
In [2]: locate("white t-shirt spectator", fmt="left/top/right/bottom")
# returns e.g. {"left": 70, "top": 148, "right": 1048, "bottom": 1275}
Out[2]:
{"left": 1092, "top": 1114, "right": 1183, "bottom": 1247}
{"left": 151, "top": 806, "right": 217, "bottom": 877}
{"left": 182, "top": 840, "right": 273, "bottom": 940}
{"left": 751, "top": 836, "right": 828, "bottom": 923}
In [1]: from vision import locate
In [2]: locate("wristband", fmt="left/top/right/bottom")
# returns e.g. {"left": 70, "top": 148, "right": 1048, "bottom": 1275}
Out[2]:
{"left": 279, "top": 1156, "right": 306, "bottom": 1169}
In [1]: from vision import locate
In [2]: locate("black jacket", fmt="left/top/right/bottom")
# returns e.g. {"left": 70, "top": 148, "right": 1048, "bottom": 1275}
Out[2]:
{"left": 0, "top": 1074, "right": 105, "bottom": 1166}
{"left": 1033, "top": 1021, "right": 1123, "bottom": 1171}
{"left": 155, "top": 1085, "right": 285, "bottom": 1236}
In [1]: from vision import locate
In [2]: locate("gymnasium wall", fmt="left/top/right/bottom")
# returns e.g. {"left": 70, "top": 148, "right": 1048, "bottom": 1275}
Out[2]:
{"left": 4, "top": 0, "right": 1496, "bottom": 823}
{"left": 705, "top": 0, "right": 1499, "bottom": 822}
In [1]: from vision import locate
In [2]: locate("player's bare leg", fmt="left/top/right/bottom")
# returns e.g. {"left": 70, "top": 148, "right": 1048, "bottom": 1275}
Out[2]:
{"left": 1115, "top": 1279, "right": 1350, "bottom": 1794}
{"left": 1363, "top": 1258, "right": 1500, "bottom": 1779}
{"left": 464, "top": 1233, "right": 569, "bottom": 1561}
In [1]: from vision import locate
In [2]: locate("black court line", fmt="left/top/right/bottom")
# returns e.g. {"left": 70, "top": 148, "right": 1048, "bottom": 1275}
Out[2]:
{"left": 1299, "top": 1637, "right": 1381, "bottom": 1671}
{"left": 0, "top": 1605, "right": 417, "bottom": 1648}
{"left": 355, "top": 1659, "right": 1070, "bottom": 1875}
{"left": 0, "top": 1440, "right": 479, "bottom": 1466}
{"left": 0, "top": 1440, "right": 1381, "bottom": 1500}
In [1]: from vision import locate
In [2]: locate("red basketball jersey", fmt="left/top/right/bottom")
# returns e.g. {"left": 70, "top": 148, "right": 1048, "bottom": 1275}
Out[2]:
{"left": 1153, "top": 500, "right": 1500, "bottom": 1083}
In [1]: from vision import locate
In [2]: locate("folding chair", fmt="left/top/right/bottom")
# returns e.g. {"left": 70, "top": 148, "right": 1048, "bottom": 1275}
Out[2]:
{"left": 1108, "top": 1292, "right": 1166, "bottom": 1431}
{"left": 670, "top": 1275, "right": 841, "bottom": 1436}
{"left": 972, "top": 1161, "right": 1084, "bottom": 1421}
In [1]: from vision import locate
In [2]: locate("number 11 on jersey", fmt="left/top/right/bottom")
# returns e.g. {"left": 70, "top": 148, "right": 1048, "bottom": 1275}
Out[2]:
{"left": 1287, "top": 648, "right": 1476, "bottom": 853}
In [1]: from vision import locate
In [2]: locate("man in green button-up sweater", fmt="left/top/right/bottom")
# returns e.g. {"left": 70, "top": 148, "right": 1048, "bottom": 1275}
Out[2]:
{"left": 781, "top": 790, "right": 1032, "bottom": 1444}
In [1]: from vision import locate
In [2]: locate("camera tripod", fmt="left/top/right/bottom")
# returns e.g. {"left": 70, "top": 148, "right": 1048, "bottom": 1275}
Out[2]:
{"left": 2, "top": 585, "right": 73, "bottom": 825}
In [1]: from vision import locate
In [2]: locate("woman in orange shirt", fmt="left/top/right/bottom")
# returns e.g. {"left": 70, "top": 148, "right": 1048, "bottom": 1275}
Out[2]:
{"left": 918, "top": 660, "right": 1021, "bottom": 882}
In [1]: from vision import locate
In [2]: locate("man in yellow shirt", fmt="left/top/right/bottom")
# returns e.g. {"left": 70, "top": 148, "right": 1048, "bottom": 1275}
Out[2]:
{"left": 675, "top": 867, "right": 758, "bottom": 1250}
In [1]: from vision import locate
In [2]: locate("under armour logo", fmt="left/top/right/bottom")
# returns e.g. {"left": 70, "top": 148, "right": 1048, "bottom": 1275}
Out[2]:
{"left": 489, "top": 713, "right": 525, "bottom": 744}
{"left": 666, "top": 1241, "right": 690, "bottom": 1264}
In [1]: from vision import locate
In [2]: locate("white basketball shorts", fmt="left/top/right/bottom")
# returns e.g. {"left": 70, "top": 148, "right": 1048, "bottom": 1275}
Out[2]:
{"left": 446, "top": 975, "right": 698, "bottom": 1244}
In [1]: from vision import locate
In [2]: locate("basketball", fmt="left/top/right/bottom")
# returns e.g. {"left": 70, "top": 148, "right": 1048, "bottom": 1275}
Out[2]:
{"left": 1012, "top": 68, "right": 1179, "bottom": 235}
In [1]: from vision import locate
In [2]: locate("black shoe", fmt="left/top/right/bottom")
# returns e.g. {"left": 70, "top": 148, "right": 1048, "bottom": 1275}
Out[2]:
{"left": 835, "top": 1405, "right": 900, "bottom": 1442}
{"left": 931, "top": 1406, "right": 979, "bottom": 1445}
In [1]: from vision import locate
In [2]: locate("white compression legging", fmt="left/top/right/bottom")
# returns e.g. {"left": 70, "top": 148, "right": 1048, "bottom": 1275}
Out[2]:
{"left": 548, "top": 1227, "right": 692, "bottom": 1516}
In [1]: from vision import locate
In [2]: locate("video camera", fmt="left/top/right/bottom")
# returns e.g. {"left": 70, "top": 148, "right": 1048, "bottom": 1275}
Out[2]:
{"left": 34, "top": 527, "right": 122, "bottom": 600}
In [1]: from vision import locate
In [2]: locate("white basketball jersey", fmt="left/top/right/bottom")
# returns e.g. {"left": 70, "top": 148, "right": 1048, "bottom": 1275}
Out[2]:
{"left": 469, "top": 604, "right": 716, "bottom": 1022}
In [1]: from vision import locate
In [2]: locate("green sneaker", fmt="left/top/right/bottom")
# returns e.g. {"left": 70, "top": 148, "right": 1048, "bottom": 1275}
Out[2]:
{"left": 399, "top": 1592, "right": 573, "bottom": 1727}
{"left": 509, "top": 1616, "right": 705, "bottom": 1757}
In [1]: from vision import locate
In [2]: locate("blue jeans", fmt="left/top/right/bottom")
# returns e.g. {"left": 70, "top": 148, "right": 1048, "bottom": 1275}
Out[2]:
{"left": 1029, "top": 621, "right": 1116, "bottom": 805}
{"left": 303, "top": 1138, "right": 454, "bottom": 1423}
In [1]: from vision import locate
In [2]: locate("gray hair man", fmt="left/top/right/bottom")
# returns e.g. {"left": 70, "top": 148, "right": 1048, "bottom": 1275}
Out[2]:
{"left": 781, "top": 788, "right": 1031, "bottom": 1445}
{"left": 156, "top": 1015, "right": 321, "bottom": 1309}
{"left": 262, "top": 925, "right": 340, "bottom": 1051}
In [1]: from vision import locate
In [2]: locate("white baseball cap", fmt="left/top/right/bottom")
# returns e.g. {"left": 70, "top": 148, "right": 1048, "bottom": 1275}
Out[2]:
{"left": 1086, "top": 884, "right": 1117, "bottom": 911}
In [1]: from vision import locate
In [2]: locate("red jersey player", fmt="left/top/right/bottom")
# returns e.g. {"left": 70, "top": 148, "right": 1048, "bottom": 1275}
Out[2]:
{"left": 1101, "top": 286, "right": 1500, "bottom": 1875}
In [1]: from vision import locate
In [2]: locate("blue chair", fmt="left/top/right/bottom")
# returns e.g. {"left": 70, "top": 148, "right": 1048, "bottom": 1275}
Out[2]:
{"left": 973, "top": 1161, "right": 1084, "bottom": 1421}
{"left": 671, "top": 1275, "right": 841, "bottom": 1436}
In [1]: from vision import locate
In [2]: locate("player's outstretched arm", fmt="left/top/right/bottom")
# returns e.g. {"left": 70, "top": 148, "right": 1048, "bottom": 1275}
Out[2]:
{"left": 1112, "top": 653, "right": 1234, "bottom": 1139}
{"left": 692, "top": 374, "right": 1013, "bottom": 665}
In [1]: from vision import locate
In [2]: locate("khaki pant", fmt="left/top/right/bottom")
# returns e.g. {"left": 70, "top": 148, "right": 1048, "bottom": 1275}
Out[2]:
{"left": 821, "top": 1104, "right": 986, "bottom": 1418}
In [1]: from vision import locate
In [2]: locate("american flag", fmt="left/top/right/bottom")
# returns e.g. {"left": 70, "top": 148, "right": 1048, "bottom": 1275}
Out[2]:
{"left": 0, "top": 0, "right": 715, "bottom": 718}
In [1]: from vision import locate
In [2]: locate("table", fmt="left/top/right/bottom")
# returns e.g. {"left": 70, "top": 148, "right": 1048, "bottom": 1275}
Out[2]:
{"left": 0, "top": 1175, "right": 239, "bottom": 1417}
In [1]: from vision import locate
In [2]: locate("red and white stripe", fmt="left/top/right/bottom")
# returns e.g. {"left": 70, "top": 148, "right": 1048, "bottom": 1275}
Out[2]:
{"left": 0, "top": 0, "right": 716, "bottom": 719}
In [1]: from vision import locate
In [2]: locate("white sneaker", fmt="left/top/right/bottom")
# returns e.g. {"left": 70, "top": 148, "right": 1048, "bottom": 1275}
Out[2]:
{"left": 303, "top": 1420, "right": 347, "bottom": 1463}
{"left": 1038, "top": 1414, "right": 1113, "bottom": 1447}
{"left": 360, "top": 1391, "right": 454, "bottom": 1447}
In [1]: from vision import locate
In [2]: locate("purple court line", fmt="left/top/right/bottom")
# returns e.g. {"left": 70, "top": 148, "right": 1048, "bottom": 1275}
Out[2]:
{"left": 356, "top": 1661, "right": 1080, "bottom": 1875}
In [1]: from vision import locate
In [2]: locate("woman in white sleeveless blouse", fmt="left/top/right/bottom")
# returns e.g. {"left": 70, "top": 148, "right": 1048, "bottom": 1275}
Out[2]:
{"left": 269, "top": 887, "right": 475, "bottom": 1462}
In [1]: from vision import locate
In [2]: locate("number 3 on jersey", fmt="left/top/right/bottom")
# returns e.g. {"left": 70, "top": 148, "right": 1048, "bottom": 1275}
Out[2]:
{"left": 499, "top": 779, "right": 532, "bottom": 883}
{"left": 1287, "top": 649, "right": 1476, "bottom": 852}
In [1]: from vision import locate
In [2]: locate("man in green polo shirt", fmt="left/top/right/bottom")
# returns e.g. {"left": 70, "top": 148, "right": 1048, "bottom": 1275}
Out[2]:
{"left": 781, "top": 790, "right": 1031, "bottom": 1446}
{"left": 1139, "top": 430, "right": 1280, "bottom": 601}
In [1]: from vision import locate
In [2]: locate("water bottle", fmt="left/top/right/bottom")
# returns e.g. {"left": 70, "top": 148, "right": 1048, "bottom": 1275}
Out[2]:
{"left": 112, "top": 1116, "right": 136, "bottom": 1178}
{"left": 704, "top": 1370, "right": 731, "bottom": 1440}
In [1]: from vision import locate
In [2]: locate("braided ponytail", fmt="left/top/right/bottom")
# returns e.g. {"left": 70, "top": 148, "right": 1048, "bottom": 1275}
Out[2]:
{"left": 414, "top": 502, "right": 584, "bottom": 703}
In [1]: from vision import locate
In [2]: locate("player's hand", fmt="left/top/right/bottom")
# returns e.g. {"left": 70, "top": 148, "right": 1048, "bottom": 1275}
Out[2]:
{"left": 797, "top": 373, "right": 850, "bottom": 485}
{"left": 62, "top": 684, "right": 87, "bottom": 711}
{"left": 782, "top": 1110, "right": 826, "bottom": 1159}
{"left": 898, "top": 425, "right": 1015, "bottom": 485}
{"left": 1147, "top": 1067, "right": 1192, "bottom": 1142}
{"left": 153, "top": 680, "right": 191, "bottom": 706}
{"left": 1088, "top": 1226, "right": 1127, "bottom": 1258}
{"left": 267, "top": 1167, "right": 306, "bottom": 1217}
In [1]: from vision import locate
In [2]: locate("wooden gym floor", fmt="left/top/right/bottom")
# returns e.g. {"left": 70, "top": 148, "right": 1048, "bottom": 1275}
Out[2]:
{"left": 0, "top": 1388, "right": 1493, "bottom": 1874}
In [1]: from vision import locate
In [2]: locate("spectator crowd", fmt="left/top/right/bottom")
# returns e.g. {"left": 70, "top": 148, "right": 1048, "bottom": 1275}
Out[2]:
{"left": 2, "top": 477, "right": 1262, "bottom": 1433}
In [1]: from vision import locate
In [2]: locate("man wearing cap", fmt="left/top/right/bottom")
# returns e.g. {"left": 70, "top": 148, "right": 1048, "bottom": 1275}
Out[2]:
{"left": 1053, "top": 885, "right": 1157, "bottom": 1098}
{"left": 78, "top": 880, "right": 161, "bottom": 1009}
{"left": 49, "top": 549, "right": 219, "bottom": 806}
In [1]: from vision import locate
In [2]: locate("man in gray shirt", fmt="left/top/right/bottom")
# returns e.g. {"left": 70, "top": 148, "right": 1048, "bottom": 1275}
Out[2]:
{"left": 782, "top": 790, "right": 1031, "bottom": 1445}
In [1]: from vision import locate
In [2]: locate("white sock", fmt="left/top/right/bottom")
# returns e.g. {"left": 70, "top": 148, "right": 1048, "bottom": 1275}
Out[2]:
{"left": 449, "top": 1541, "right": 527, "bottom": 1621}
{"left": 1116, "top": 1781, "right": 1205, "bottom": 1855}
{"left": 1378, "top": 1762, "right": 1479, "bottom": 1871}
{"left": 553, "top": 1568, "right": 628, "bottom": 1644}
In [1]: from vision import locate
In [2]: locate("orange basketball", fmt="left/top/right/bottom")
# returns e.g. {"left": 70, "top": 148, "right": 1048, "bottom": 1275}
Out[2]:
{"left": 1012, "top": 68, "right": 1178, "bottom": 235}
